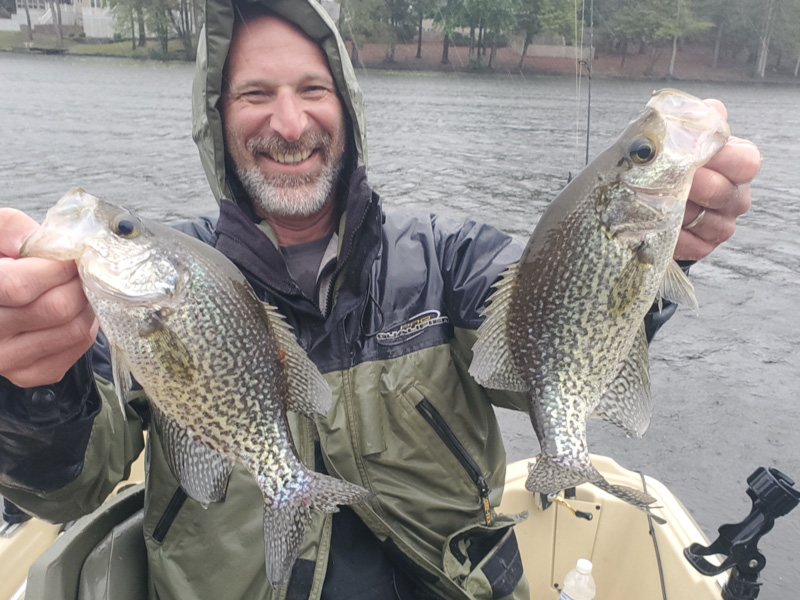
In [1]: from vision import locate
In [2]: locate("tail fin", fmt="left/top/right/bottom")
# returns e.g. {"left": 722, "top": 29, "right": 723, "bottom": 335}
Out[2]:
{"left": 591, "top": 478, "right": 665, "bottom": 524}
{"left": 262, "top": 470, "right": 370, "bottom": 586}
{"left": 525, "top": 455, "right": 601, "bottom": 496}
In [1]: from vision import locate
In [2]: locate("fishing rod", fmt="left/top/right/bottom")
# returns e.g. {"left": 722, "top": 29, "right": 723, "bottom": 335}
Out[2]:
{"left": 584, "top": 0, "right": 593, "bottom": 166}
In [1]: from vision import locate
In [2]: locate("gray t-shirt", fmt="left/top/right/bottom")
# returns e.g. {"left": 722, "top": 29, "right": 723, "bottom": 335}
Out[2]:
{"left": 280, "top": 233, "right": 334, "bottom": 300}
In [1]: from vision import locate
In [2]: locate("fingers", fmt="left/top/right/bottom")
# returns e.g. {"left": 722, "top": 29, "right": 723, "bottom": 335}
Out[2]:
{"left": 676, "top": 113, "right": 761, "bottom": 262}
{"left": 0, "top": 307, "right": 99, "bottom": 388}
{"left": 0, "top": 208, "right": 40, "bottom": 258}
{"left": 0, "top": 208, "right": 98, "bottom": 387}
{"left": 689, "top": 139, "right": 760, "bottom": 213}
{"left": 0, "top": 275, "right": 88, "bottom": 337}
{"left": 0, "top": 256, "right": 79, "bottom": 308}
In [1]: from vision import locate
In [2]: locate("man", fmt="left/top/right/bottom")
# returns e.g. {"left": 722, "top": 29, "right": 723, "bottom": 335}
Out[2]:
{"left": 0, "top": 1, "right": 760, "bottom": 599}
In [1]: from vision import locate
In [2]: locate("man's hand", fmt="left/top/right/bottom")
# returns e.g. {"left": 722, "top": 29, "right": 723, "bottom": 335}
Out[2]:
{"left": 675, "top": 99, "right": 761, "bottom": 262}
{"left": 0, "top": 208, "right": 98, "bottom": 388}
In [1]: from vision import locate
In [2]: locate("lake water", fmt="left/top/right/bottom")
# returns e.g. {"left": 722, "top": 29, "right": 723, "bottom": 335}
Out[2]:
{"left": 2, "top": 52, "right": 799, "bottom": 598}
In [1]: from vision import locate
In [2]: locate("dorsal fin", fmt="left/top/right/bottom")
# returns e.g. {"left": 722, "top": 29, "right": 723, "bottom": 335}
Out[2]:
{"left": 262, "top": 303, "right": 332, "bottom": 419}
{"left": 469, "top": 264, "right": 529, "bottom": 392}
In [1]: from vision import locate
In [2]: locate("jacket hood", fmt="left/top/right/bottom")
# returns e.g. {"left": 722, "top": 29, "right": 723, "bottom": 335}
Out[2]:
{"left": 192, "top": 0, "right": 368, "bottom": 205}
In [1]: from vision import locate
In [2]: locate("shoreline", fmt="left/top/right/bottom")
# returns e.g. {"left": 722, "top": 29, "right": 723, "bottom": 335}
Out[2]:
{"left": 351, "top": 41, "right": 800, "bottom": 86}
{"left": 5, "top": 39, "right": 800, "bottom": 86}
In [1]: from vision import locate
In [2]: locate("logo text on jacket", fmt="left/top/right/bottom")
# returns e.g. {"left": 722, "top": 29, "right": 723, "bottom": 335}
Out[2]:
{"left": 376, "top": 310, "right": 450, "bottom": 346}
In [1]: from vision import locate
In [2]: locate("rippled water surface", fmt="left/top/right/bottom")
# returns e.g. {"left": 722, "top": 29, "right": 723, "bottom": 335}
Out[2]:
{"left": 2, "top": 53, "right": 799, "bottom": 598}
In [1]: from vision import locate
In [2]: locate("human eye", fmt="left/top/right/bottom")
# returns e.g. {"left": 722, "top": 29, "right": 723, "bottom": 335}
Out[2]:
{"left": 241, "top": 89, "right": 271, "bottom": 102}
{"left": 300, "top": 84, "right": 332, "bottom": 101}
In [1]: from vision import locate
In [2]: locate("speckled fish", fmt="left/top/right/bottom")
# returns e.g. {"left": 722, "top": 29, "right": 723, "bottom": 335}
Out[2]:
{"left": 20, "top": 190, "right": 370, "bottom": 586}
{"left": 469, "top": 89, "right": 730, "bottom": 507}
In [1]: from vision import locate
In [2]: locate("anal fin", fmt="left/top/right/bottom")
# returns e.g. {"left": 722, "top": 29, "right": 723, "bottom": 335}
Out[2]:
{"left": 151, "top": 403, "right": 234, "bottom": 506}
{"left": 261, "top": 468, "right": 370, "bottom": 586}
{"left": 593, "top": 323, "right": 652, "bottom": 438}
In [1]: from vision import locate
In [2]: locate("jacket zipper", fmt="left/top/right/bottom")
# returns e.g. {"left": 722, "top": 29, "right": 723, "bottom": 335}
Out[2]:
{"left": 415, "top": 397, "right": 493, "bottom": 525}
{"left": 152, "top": 487, "right": 188, "bottom": 543}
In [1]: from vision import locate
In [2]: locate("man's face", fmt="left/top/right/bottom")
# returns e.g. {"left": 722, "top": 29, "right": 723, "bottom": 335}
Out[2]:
{"left": 222, "top": 15, "right": 346, "bottom": 218}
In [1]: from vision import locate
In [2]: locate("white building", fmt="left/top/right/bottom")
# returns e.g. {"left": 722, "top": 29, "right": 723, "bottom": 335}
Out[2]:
{"left": 4, "top": 0, "right": 114, "bottom": 39}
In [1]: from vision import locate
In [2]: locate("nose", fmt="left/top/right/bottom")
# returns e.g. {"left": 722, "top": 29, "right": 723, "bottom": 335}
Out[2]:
{"left": 270, "top": 90, "right": 307, "bottom": 142}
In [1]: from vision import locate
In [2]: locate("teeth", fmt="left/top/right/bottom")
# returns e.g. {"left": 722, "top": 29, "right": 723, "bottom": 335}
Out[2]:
{"left": 271, "top": 149, "right": 312, "bottom": 164}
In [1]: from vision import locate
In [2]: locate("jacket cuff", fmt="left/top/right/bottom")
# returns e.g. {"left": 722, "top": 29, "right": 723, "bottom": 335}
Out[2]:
{"left": 644, "top": 261, "right": 694, "bottom": 342}
{"left": 0, "top": 355, "right": 102, "bottom": 493}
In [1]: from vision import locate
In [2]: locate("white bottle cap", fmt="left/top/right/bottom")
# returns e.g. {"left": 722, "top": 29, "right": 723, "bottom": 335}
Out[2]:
{"left": 576, "top": 558, "right": 593, "bottom": 575}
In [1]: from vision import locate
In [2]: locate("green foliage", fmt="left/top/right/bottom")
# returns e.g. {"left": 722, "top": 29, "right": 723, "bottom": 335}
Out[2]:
{"left": 341, "top": 0, "right": 393, "bottom": 43}
{"left": 538, "top": 0, "right": 579, "bottom": 43}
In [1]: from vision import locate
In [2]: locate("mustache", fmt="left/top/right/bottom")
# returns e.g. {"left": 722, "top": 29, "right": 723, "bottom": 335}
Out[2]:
{"left": 245, "top": 130, "right": 332, "bottom": 158}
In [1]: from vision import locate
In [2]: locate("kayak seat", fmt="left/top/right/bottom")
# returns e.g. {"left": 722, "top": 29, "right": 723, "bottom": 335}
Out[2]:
{"left": 26, "top": 483, "right": 148, "bottom": 600}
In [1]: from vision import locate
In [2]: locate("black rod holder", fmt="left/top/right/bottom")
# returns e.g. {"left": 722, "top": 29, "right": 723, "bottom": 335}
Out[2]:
{"left": 684, "top": 467, "right": 799, "bottom": 600}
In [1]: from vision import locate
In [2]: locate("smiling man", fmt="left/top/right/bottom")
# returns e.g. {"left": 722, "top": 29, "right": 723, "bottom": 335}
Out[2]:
{"left": 0, "top": 0, "right": 760, "bottom": 599}
{"left": 222, "top": 14, "right": 347, "bottom": 233}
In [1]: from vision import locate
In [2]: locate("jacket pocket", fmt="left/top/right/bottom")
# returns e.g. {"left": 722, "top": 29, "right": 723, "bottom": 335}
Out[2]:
{"left": 415, "top": 397, "right": 493, "bottom": 525}
{"left": 442, "top": 515, "right": 528, "bottom": 600}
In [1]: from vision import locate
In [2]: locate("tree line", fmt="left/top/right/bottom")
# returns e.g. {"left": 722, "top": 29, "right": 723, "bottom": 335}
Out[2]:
{"left": 340, "top": 0, "right": 800, "bottom": 77}
{"left": 6, "top": 0, "right": 798, "bottom": 75}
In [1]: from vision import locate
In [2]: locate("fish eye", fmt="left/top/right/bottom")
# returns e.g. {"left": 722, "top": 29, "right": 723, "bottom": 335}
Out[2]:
{"left": 111, "top": 216, "right": 141, "bottom": 239}
{"left": 629, "top": 136, "right": 658, "bottom": 164}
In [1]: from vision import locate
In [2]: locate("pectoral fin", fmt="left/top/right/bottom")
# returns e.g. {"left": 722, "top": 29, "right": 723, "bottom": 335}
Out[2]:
{"left": 659, "top": 260, "right": 698, "bottom": 312}
{"left": 608, "top": 245, "right": 652, "bottom": 317}
{"left": 139, "top": 310, "right": 196, "bottom": 384}
{"left": 109, "top": 344, "right": 132, "bottom": 432}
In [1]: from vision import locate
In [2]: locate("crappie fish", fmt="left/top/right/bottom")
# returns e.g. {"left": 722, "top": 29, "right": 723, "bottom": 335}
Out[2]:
{"left": 469, "top": 89, "right": 730, "bottom": 507}
{"left": 20, "top": 190, "right": 370, "bottom": 586}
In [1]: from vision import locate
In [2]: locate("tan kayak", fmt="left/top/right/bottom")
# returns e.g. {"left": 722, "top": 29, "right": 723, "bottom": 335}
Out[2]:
{"left": 498, "top": 456, "right": 726, "bottom": 598}
{"left": 0, "top": 454, "right": 764, "bottom": 600}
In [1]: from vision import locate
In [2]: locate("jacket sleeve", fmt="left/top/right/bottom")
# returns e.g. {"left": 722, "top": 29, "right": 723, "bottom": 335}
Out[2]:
{"left": 434, "top": 216, "right": 683, "bottom": 412}
{"left": 0, "top": 345, "right": 145, "bottom": 523}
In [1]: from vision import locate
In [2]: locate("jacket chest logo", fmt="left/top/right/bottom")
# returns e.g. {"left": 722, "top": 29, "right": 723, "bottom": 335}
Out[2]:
{"left": 376, "top": 310, "right": 450, "bottom": 346}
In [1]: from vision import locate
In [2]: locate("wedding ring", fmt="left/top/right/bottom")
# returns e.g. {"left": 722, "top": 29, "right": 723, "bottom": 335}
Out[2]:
{"left": 683, "top": 209, "right": 707, "bottom": 230}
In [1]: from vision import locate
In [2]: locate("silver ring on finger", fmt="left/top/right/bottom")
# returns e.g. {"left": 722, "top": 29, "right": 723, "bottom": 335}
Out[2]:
{"left": 683, "top": 208, "right": 707, "bottom": 230}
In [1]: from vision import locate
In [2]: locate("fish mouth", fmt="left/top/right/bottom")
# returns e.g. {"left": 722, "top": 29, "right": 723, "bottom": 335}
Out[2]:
{"left": 648, "top": 89, "right": 730, "bottom": 161}
{"left": 20, "top": 188, "right": 100, "bottom": 260}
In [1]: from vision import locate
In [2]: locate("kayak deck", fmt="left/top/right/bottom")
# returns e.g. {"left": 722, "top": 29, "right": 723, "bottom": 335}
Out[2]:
{"left": 499, "top": 455, "right": 727, "bottom": 599}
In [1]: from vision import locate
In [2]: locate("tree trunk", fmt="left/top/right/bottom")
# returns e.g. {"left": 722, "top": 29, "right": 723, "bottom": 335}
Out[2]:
{"left": 351, "top": 41, "right": 362, "bottom": 69}
{"left": 48, "top": 0, "right": 62, "bottom": 43}
{"left": 518, "top": 32, "right": 532, "bottom": 70}
{"left": 668, "top": 35, "right": 677, "bottom": 78}
{"left": 712, "top": 21, "right": 723, "bottom": 69}
{"left": 416, "top": 12, "right": 422, "bottom": 59}
{"left": 646, "top": 46, "right": 662, "bottom": 75}
{"left": 130, "top": 12, "right": 136, "bottom": 51}
{"left": 620, "top": 41, "right": 628, "bottom": 68}
{"left": 22, "top": 0, "right": 33, "bottom": 41}
{"left": 441, "top": 33, "right": 450, "bottom": 64}
{"left": 755, "top": 0, "right": 776, "bottom": 78}
{"left": 137, "top": 6, "right": 146, "bottom": 47}
{"left": 488, "top": 39, "right": 497, "bottom": 70}
{"left": 794, "top": 54, "right": 800, "bottom": 77}
{"left": 468, "top": 26, "right": 475, "bottom": 59}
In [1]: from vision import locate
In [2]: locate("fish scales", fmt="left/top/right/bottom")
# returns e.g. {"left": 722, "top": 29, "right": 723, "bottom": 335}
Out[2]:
{"left": 20, "top": 191, "right": 370, "bottom": 586}
{"left": 470, "top": 89, "right": 730, "bottom": 509}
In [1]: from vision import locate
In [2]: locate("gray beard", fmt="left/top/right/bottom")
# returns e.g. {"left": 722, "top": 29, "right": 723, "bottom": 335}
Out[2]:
{"left": 237, "top": 134, "right": 344, "bottom": 218}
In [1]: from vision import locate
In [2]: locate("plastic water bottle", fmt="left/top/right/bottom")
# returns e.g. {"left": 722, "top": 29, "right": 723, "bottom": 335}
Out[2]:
{"left": 559, "top": 558, "right": 596, "bottom": 600}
